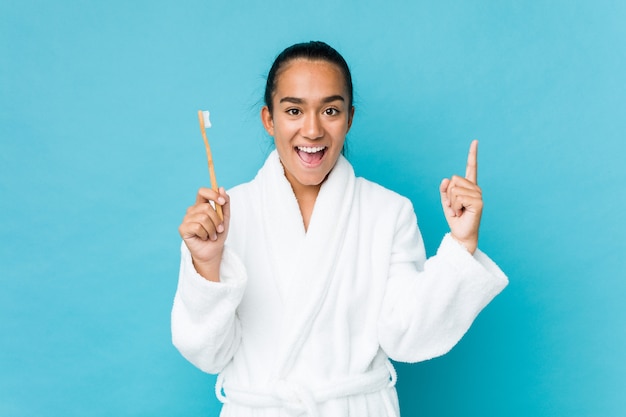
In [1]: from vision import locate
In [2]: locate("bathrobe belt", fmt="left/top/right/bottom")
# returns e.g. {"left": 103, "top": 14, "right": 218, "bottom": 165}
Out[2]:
{"left": 215, "top": 360, "right": 398, "bottom": 417}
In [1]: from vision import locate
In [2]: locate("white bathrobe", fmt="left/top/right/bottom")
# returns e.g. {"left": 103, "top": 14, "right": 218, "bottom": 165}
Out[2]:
{"left": 172, "top": 150, "right": 508, "bottom": 417}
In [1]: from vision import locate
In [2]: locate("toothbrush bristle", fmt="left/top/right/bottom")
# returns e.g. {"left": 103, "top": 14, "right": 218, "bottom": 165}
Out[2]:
{"left": 202, "top": 110, "right": 211, "bottom": 128}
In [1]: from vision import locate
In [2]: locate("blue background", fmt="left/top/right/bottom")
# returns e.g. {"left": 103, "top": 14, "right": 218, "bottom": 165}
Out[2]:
{"left": 2, "top": 0, "right": 625, "bottom": 416}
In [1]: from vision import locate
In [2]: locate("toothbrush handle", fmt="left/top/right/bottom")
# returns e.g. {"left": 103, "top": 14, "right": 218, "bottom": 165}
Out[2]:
{"left": 198, "top": 111, "right": 223, "bottom": 221}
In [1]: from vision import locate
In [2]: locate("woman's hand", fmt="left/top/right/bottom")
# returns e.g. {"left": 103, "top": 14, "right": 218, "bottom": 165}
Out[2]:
{"left": 439, "top": 140, "right": 482, "bottom": 254}
{"left": 178, "top": 187, "right": 230, "bottom": 281}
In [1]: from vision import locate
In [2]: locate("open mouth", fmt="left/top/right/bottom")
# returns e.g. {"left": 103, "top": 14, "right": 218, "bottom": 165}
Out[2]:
{"left": 296, "top": 146, "right": 327, "bottom": 165}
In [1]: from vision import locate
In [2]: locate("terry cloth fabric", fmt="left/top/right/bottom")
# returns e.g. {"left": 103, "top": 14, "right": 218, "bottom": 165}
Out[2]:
{"left": 172, "top": 150, "right": 508, "bottom": 416}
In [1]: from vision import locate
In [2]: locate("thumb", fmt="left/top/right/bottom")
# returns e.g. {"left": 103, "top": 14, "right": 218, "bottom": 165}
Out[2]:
{"left": 219, "top": 187, "right": 231, "bottom": 229}
{"left": 439, "top": 178, "right": 453, "bottom": 215}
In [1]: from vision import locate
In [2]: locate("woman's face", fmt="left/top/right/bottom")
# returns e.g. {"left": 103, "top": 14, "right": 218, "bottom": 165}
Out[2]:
{"left": 261, "top": 59, "right": 354, "bottom": 194}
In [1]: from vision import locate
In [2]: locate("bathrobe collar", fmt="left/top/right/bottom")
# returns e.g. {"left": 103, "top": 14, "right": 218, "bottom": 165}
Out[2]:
{"left": 256, "top": 150, "right": 356, "bottom": 379}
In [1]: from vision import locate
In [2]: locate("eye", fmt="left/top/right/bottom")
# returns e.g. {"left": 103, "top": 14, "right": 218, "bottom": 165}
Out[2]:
{"left": 324, "top": 108, "right": 340, "bottom": 116}
{"left": 286, "top": 108, "right": 301, "bottom": 116}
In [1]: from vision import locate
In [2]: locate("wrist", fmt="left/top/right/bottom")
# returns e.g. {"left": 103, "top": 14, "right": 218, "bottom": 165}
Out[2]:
{"left": 192, "top": 252, "right": 223, "bottom": 282}
{"left": 450, "top": 233, "right": 478, "bottom": 255}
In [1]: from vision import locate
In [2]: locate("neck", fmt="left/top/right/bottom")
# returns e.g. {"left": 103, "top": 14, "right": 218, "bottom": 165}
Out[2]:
{"left": 281, "top": 166, "right": 322, "bottom": 232}
{"left": 291, "top": 182, "right": 320, "bottom": 232}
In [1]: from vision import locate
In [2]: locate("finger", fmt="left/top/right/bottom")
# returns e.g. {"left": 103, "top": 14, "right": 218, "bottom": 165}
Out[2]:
{"left": 194, "top": 187, "right": 227, "bottom": 225}
{"left": 186, "top": 202, "right": 219, "bottom": 219}
{"left": 183, "top": 199, "right": 224, "bottom": 239}
{"left": 440, "top": 178, "right": 451, "bottom": 206}
{"left": 449, "top": 192, "right": 483, "bottom": 215}
{"left": 195, "top": 206, "right": 224, "bottom": 237}
{"left": 179, "top": 220, "right": 212, "bottom": 241}
{"left": 195, "top": 187, "right": 223, "bottom": 205}
{"left": 448, "top": 181, "right": 482, "bottom": 202}
{"left": 187, "top": 209, "right": 221, "bottom": 235}
{"left": 448, "top": 175, "right": 482, "bottom": 194}
{"left": 450, "top": 193, "right": 463, "bottom": 217}
{"left": 192, "top": 189, "right": 229, "bottom": 231}
{"left": 465, "top": 139, "right": 478, "bottom": 184}
{"left": 440, "top": 178, "right": 455, "bottom": 217}
{"left": 449, "top": 188, "right": 483, "bottom": 204}
{"left": 446, "top": 179, "right": 483, "bottom": 217}
{"left": 219, "top": 188, "right": 231, "bottom": 227}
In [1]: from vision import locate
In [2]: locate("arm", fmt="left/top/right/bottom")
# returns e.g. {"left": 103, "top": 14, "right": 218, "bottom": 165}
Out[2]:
{"left": 378, "top": 141, "right": 508, "bottom": 362}
{"left": 377, "top": 209, "right": 507, "bottom": 362}
{"left": 171, "top": 243, "right": 247, "bottom": 374}
{"left": 171, "top": 187, "right": 245, "bottom": 373}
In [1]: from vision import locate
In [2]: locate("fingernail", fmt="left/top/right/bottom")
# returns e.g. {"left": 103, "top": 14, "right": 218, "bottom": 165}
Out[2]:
{"left": 217, "top": 197, "right": 226, "bottom": 205}
{"left": 217, "top": 224, "right": 224, "bottom": 233}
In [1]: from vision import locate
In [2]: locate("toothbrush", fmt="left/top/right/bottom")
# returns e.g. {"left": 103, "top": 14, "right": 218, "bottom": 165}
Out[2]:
{"left": 197, "top": 110, "right": 223, "bottom": 221}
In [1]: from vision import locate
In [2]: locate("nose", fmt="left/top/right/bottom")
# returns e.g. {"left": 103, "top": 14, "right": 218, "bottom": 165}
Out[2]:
{"left": 302, "top": 113, "right": 323, "bottom": 140}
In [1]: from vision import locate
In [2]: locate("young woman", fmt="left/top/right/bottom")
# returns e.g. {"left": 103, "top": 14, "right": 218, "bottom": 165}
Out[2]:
{"left": 172, "top": 41, "right": 507, "bottom": 417}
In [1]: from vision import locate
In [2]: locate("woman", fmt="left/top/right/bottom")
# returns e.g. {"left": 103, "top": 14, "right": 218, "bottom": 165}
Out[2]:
{"left": 172, "top": 41, "right": 507, "bottom": 417}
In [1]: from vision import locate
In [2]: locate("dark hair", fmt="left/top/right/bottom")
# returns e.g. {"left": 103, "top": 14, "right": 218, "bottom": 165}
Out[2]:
{"left": 264, "top": 41, "right": 353, "bottom": 114}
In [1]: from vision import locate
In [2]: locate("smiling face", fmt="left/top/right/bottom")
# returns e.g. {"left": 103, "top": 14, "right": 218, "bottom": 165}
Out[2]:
{"left": 261, "top": 58, "right": 354, "bottom": 197}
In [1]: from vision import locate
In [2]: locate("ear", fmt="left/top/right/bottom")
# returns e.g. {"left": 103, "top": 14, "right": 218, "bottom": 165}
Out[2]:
{"left": 261, "top": 106, "right": 274, "bottom": 136}
{"left": 346, "top": 106, "right": 355, "bottom": 133}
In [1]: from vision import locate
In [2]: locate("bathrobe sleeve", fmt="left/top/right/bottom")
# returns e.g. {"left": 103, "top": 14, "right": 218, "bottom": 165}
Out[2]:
{"left": 377, "top": 199, "right": 508, "bottom": 363}
{"left": 171, "top": 242, "right": 248, "bottom": 374}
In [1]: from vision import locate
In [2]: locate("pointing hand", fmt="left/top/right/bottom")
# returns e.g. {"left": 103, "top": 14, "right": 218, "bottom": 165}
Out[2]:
{"left": 439, "top": 140, "right": 482, "bottom": 254}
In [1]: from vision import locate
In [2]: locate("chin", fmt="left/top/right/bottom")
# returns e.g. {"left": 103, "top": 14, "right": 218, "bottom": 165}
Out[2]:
{"left": 301, "top": 176, "right": 327, "bottom": 187}
{"left": 295, "top": 170, "right": 330, "bottom": 187}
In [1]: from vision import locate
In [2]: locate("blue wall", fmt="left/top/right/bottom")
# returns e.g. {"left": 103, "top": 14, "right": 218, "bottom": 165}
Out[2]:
{"left": 1, "top": 1, "right": 624, "bottom": 416}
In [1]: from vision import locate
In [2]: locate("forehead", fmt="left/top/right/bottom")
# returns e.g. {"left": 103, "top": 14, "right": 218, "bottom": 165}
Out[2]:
{"left": 273, "top": 59, "right": 348, "bottom": 100}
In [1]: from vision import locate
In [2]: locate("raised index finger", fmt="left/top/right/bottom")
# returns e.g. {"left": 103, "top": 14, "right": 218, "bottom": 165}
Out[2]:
{"left": 465, "top": 139, "right": 478, "bottom": 184}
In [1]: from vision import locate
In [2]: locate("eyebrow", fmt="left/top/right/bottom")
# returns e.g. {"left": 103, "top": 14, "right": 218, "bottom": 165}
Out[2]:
{"left": 279, "top": 95, "right": 346, "bottom": 104}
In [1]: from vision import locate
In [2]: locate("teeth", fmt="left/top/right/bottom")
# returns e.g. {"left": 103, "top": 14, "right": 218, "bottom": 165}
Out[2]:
{"left": 297, "top": 146, "right": 326, "bottom": 153}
